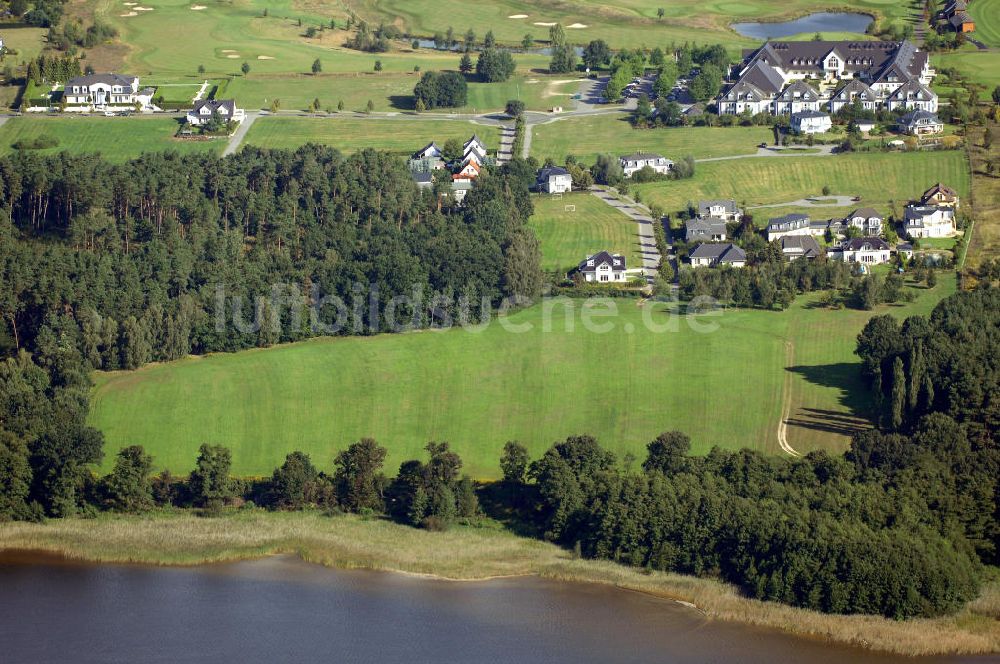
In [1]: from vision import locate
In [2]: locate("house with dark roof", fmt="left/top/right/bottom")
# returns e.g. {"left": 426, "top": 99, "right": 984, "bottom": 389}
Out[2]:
{"left": 689, "top": 243, "right": 747, "bottom": 268}
{"left": 845, "top": 208, "right": 884, "bottom": 236}
{"left": 718, "top": 40, "right": 936, "bottom": 116}
{"left": 920, "top": 183, "right": 959, "bottom": 208}
{"left": 411, "top": 171, "right": 434, "bottom": 190}
{"left": 63, "top": 73, "right": 153, "bottom": 109}
{"left": 698, "top": 199, "right": 742, "bottom": 222}
{"left": 780, "top": 235, "right": 823, "bottom": 261}
{"left": 938, "top": 0, "right": 975, "bottom": 33}
{"left": 897, "top": 109, "right": 943, "bottom": 135}
{"left": 790, "top": 110, "right": 832, "bottom": 134}
{"left": 685, "top": 217, "right": 727, "bottom": 243}
{"left": 829, "top": 237, "right": 891, "bottom": 265}
{"left": 578, "top": 251, "right": 627, "bottom": 282}
{"left": 536, "top": 166, "right": 572, "bottom": 194}
{"left": 766, "top": 213, "right": 811, "bottom": 241}
{"left": 186, "top": 99, "right": 245, "bottom": 126}
{"left": 412, "top": 142, "right": 442, "bottom": 160}
{"left": 620, "top": 152, "right": 673, "bottom": 177}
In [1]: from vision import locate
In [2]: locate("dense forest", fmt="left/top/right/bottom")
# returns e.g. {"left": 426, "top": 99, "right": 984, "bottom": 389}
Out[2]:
{"left": 0, "top": 143, "right": 996, "bottom": 622}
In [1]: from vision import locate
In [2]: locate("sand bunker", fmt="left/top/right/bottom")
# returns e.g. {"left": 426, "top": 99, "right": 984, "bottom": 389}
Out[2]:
{"left": 120, "top": 11, "right": 137, "bottom": 16}
{"left": 257, "top": 55, "right": 274, "bottom": 60}
{"left": 226, "top": 54, "right": 240, "bottom": 59}
{"left": 191, "top": 4, "right": 206, "bottom": 9}
{"left": 221, "top": 49, "right": 237, "bottom": 53}
{"left": 566, "top": 23, "right": 588, "bottom": 28}
{"left": 134, "top": 6, "right": 154, "bottom": 10}
{"left": 122, "top": 2, "right": 137, "bottom": 5}
{"left": 533, "top": 22, "right": 557, "bottom": 26}
{"left": 508, "top": 14, "right": 528, "bottom": 19}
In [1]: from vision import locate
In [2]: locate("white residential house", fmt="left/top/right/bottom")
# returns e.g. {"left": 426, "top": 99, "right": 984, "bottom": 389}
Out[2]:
{"left": 790, "top": 110, "right": 832, "bottom": 134}
{"left": 855, "top": 119, "right": 877, "bottom": 134}
{"left": 63, "top": 73, "right": 153, "bottom": 110}
{"left": 773, "top": 81, "right": 821, "bottom": 115}
{"left": 897, "top": 110, "right": 943, "bottom": 136}
{"left": 463, "top": 135, "right": 487, "bottom": 164}
{"left": 689, "top": 243, "right": 747, "bottom": 268}
{"left": 766, "top": 213, "right": 811, "bottom": 242}
{"left": 454, "top": 159, "right": 481, "bottom": 180}
{"left": 829, "top": 237, "right": 892, "bottom": 265}
{"left": 412, "top": 142, "right": 442, "bottom": 160}
{"left": 620, "top": 152, "right": 673, "bottom": 178}
{"left": 845, "top": 208, "right": 885, "bottom": 236}
{"left": 451, "top": 180, "right": 473, "bottom": 204}
{"left": 186, "top": 99, "right": 245, "bottom": 126}
{"left": 578, "top": 251, "right": 627, "bottom": 282}
{"left": 536, "top": 166, "right": 572, "bottom": 194}
{"left": 904, "top": 205, "right": 955, "bottom": 238}
{"left": 698, "top": 199, "right": 742, "bottom": 223}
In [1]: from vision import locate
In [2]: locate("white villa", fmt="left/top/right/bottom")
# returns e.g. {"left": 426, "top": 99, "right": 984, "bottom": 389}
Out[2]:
{"left": 536, "top": 166, "right": 572, "bottom": 194}
{"left": 578, "top": 251, "right": 627, "bottom": 282}
{"left": 620, "top": 152, "right": 673, "bottom": 178}
{"left": 897, "top": 110, "right": 943, "bottom": 136}
{"left": 718, "top": 40, "right": 936, "bottom": 117}
{"left": 829, "top": 237, "right": 892, "bottom": 265}
{"left": 845, "top": 208, "right": 885, "bottom": 236}
{"left": 904, "top": 205, "right": 955, "bottom": 238}
{"left": 766, "top": 213, "right": 812, "bottom": 242}
{"left": 698, "top": 199, "right": 743, "bottom": 223}
{"left": 63, "top": 73, "right": 155, "bottom": 110}
{"left": 186, "top": 99, "right": 245, "bottom": 126}
{"left": 790, "top": 110, "right": 832, "bottom": 134}
{"left": 689, "top": 243, "right": 747, "bottom": 268}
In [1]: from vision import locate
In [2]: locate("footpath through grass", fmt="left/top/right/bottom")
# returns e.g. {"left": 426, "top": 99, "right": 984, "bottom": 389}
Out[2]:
{"left": 530, "top": 116, "right": 771, "bottom": 163}
{"left": 90, "top": 282, "right": 950, "bottom": 478}
{"left": 528, "top": 192, "right": 641, "bottom": 272}
{"left": 0, "top": 116, "right": 224, "bottom": 161}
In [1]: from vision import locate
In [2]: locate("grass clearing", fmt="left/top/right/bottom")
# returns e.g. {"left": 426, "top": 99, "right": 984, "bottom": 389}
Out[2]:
{"left": 0, "top": 115, "right": 225, "bottom": 161}
{"left": 634, "top": 151, "right": 971, "bottom": 216}
{"left": 89, "top": 282, "right": 951, "bottom": 478}
{"left": 530, "top": 115, "right": 772, "bottom": 163}
{"left": 968, "top": 0, "right": 1000, "bottom": 48}
{"left": 965, "top": 123, "right": 1000, "bottom": 269}
{"left": 242, "top": 116, "right": 499, "bottom": 154}
{"left": 528, "top": 192, "right": 641, "bottom": 272}
{"left": 1, "top": 511, "right": 997, "bottom": 656}
{"left": 936, "top": 50, "right": 1000, "bottom": 89}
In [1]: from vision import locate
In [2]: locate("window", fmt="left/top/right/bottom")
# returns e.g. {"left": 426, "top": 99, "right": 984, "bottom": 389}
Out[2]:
{"left": 600, "top": 275, "right": 609, "bottom": 282}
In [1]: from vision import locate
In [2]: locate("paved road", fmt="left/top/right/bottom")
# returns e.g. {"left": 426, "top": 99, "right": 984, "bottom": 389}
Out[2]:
{"left": 696, "top": 144, "right": 837, "bottom": 163}
{"left": 497, "top": 124, "right": 515, "bottom": 164}
{"left": 521, "top": 123, "right": 533, "bottom": 159}
{"left": 589, "top": 186, "right": 661, "bottom": 284}
{"left": 748, "top": 195, "right": 859, "bottom": 210}
{"left": 223, "top": 110, "right": 259, "bottom": 156}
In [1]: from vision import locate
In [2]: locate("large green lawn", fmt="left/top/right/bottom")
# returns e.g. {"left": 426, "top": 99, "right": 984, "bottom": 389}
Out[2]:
{"left": 530, "top": 116, "right": 772, "bottom": 163}
{"left": 0, "top": 116, "right": 224, "bottom": 161}
{"left": 242, "top": 116, "right": 500, "bottom": 154}
{"left": 968, "top": 0, "right": 1000, "bottom": 48}
{"left": 89, "top": 280, "right": 952, "bottom": 478}
{"left": 528, "top": 192, "right": 640, "bottom": 272}
{"left": 936, "top": 50, "right": 1000, "bottom": 89}
{"left": 634, "top": 151, "right": 971, "bottom": 217}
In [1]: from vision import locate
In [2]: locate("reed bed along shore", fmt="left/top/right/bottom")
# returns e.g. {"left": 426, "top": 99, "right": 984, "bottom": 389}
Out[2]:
{"left": 1, "top": 511, "right": 997, "bottom": 657}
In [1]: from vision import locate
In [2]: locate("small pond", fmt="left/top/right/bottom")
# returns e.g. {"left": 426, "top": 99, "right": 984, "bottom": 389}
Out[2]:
{"left": 732, "top": 12, "right": 874, "bottom": 40}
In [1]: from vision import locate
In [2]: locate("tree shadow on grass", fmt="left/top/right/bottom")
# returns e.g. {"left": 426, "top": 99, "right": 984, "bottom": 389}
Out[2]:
{"left": 388, "top": 95, "right": 415, "bottom": 111}
{"left": 785, "top": 363, "right": 874, "bottom": 437}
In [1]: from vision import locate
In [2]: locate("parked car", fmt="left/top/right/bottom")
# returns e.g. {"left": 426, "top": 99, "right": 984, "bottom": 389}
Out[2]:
{"left": 103, "top": 111, "right": 115, "bottom": 117}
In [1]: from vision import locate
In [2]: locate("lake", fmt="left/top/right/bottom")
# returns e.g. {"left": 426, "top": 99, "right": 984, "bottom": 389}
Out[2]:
{"left": 732, "top": 12, "right": 874, "bottom": 40}
{"left": 0, "top": 552, "right": 990, "bottom": 663}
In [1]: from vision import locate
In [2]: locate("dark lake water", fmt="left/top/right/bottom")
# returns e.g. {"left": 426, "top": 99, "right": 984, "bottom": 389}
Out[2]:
{"left": 0, "top": 552, "right": 992, "bottom": 664}
{"left": 732, "top": 12, "right": 874, "bottom": 40}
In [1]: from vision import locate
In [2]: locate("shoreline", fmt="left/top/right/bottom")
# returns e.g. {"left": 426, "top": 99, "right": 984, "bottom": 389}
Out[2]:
{"left": 0, "top": 511, "right": 997, "bottom": 657}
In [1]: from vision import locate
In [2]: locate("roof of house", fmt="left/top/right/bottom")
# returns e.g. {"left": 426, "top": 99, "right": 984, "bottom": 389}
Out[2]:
{"left": 537, "top": 166, "right": 570, "bottom": 181}
{"left": 66, "top": 73, "right": 136, "bottom": 88}
{"left": 767, "top": 213, "right": 810, "bottom": 230}
{"left": 698, "top": 199, "right": 739, "bottom": 215}
{"left": 948, "top": 12, "right": 973, "bottom": 27}
{"left": 689, "top": 243, "right": 747, "bottom": 263}
{"left": 578, "top": 251, "right": 626, "bottom": 272}
{"left": 791, "top": 109, "right": 829, "bottom": 121}
{"left": 683, "top": 103, "right": 705, "bottom": 115}
{"left": 847, "top": 207, "right": 883, "bottom": 220}
{"left": 830, "top": 78, "right": 876, "bottom": 101}
{"left": 620, "top": 152, "right": 668, "bottom": 162}
{"left": 777, "top": 80, "right": 819, "bottom": 101}
{"left": 411, "top": 171, "right": 434, "bottom": 184}
{"left": 887, "top": 79, "right": 935, "bottom": 102}
{"left": 841, "top": 237, "right": 890, "bottom": 251}
{"left": 740, "top": 40, "right": 925, "bottom": 84}
{"left": 904, "top": 204, "right": 948, "bottom": 221}
{"left": 464, "top": 134, "right": 485, "bottom": 149}
{"left": 412, "top": 142, "right": 440, "bottom": 159}
{"left": 191, "top": 99, "right": 237, "bottom": 115}
{"left": 686, "top": 217, "right": 728, "bottom": 233}
{"left": 921, "top": 182, "right": 958, "bottom": 201}
{"left": 781, "top": 235, "right": 822, "bottom": 257}
{"left": 897, "top": 242, "right": 914, "bottom": 251}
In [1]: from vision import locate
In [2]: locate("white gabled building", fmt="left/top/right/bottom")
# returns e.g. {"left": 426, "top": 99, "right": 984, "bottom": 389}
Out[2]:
{"left": 790, "top": 110, "right": 832, "bottom": 134}
{"left": 536, "top": 166, "right": 572, "bottom": 194}
{"left": 845, "top": 208, "right": 885, "bottom": 236}
{"left": 620, "top": 152, "right": 672, "bottom": 178}
{"left": 829, "top": 237, "right": 892, "bottom": 265}
{"left": 63, "top": 73, "right": 154, "bottom": 110}
{"left": 578, "top": 251, "right": 627, "bottom": 282}
{"left": 186, "top": 99, "right": 245, "bottom": 126}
